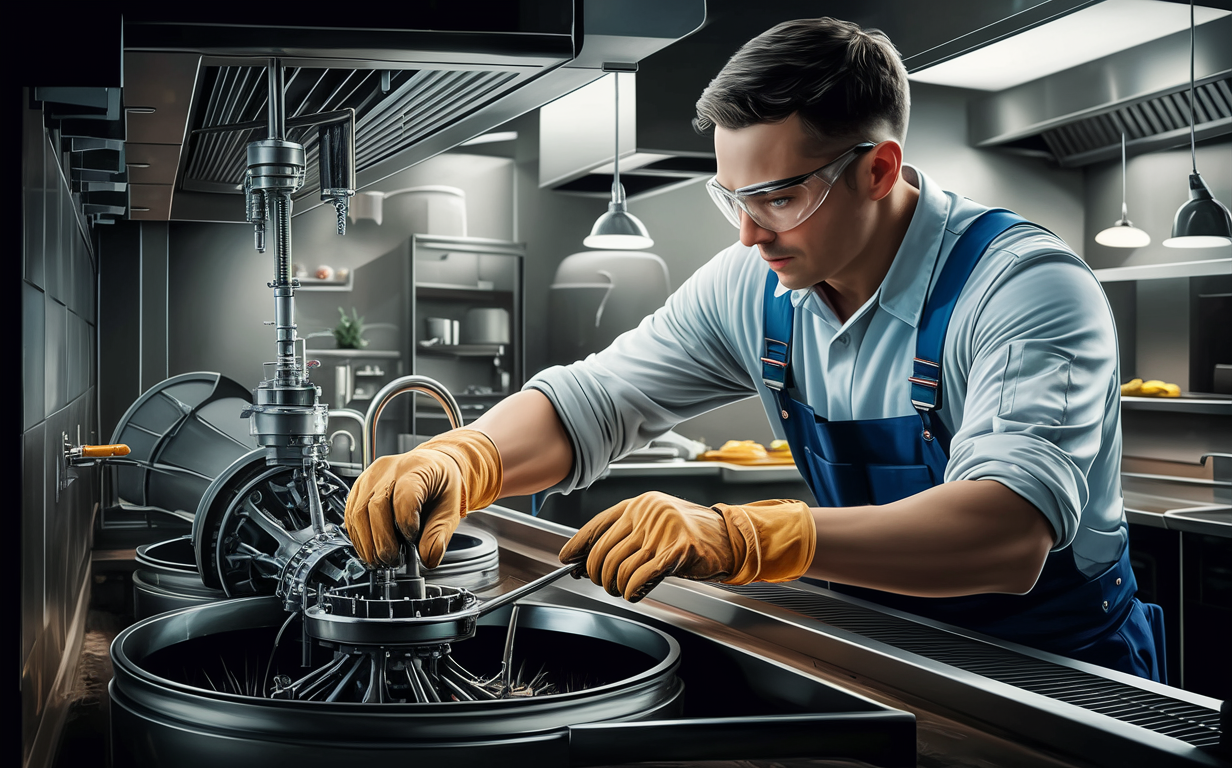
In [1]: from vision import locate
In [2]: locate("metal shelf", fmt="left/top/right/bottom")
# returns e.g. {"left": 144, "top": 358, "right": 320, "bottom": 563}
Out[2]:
{"left": 308, "top": 348, "right": 401, "bottom": 359}
{"left": 1122, "top": 395, "right": 1232, "bottom": 415}
{"left": 295, "top": 272, "right": 354, "bottom": 291}
{"left": 417, "top": 341, "right": 506, "bottom": 358}
{"left": 1092, "top": 257, "right": 1230, "bottom": 283}
{"left": 416, "top": 283, "right": 514, "bottom": 302}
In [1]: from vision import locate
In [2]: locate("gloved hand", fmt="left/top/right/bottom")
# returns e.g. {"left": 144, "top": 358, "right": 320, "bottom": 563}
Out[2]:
{"left": 344, "top": 429, "right": 503, "bottom": 568}
{"left": 558, "top": 491, "right": 816, "bottom": 602}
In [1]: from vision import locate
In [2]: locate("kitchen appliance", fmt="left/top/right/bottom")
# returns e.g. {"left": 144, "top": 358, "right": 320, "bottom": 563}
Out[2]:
{"left": 548, "top": 251, "right": 671, "bottom": 367}
{"left": 425, "top": 317, "right": 461, "bottom": 345}
{"left": 462, "top": 307, "right": 510, "bottom": 345}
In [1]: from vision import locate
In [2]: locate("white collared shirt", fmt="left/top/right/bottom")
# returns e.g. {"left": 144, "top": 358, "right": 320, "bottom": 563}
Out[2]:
{"left": 528, "top": 166, "right": 1125, "bottom": 576}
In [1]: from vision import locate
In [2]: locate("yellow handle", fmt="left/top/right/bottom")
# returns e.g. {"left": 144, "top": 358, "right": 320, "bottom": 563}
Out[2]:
{"left": 80, "top": 444, "right": 131, "bottom": 458}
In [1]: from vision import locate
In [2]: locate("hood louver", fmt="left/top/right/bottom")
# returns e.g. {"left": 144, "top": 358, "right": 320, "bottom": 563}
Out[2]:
{"left": 1038, "top": 76, "right": 1232, "bottom": 166}
{"left": 184, "top": 66, "right": 523, "bottom": 196}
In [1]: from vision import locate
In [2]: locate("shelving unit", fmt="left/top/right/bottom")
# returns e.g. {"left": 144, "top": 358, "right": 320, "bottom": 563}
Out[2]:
{"left": 408, "top": 235, "right": 524, "bottom": 441}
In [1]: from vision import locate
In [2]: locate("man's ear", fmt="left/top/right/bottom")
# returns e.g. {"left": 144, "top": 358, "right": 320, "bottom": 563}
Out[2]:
{"left": 866, "top": 141, "right": 903, "bottom": 202}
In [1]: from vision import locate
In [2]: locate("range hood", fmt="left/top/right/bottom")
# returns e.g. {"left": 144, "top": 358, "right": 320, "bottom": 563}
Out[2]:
{"left": 538, "top": 0, "right": 1111, "bottom": 199}
{"left": 119, "top": 1, "right": 706, "bottom": 221}
{"left": 968, "top": 13, "right": 1232, "bottom": 167}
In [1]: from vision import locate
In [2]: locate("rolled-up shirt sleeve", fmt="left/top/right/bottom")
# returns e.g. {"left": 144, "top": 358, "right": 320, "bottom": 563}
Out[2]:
{"left": 528, "top": 245, "right": 762, "bottom": 494}
{"left": 945, "top": 249, "right": 1119, "bottom": 551}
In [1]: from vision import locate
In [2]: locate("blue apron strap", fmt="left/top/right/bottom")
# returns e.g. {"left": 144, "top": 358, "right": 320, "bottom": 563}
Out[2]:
{"left": 762, "top": 271, "right": 794, "bottom": 391}
{"left": 911, "top": 210, "right": 1029, "bottom": 413}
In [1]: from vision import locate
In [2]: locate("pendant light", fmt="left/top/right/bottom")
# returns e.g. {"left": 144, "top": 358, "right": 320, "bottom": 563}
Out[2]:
{"left": 1095, "top": 132, "right": 1151, "bottom": 248}
{"left": 583, "top": 73, "right": 654, "bottom": 250}
{"left": 1163, "top": 0, "right": 1232, "bottom": 249}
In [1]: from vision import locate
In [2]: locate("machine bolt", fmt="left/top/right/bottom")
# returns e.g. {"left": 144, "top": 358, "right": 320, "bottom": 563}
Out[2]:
{"left": 1102, "top": 600, "right": 1109, "bottom": 611}
{"left": 781, "top": 409, "right": 789, "bottom": 419}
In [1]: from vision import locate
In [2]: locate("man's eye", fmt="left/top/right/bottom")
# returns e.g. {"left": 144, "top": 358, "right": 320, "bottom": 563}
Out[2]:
{"left": 767, "top": 196, "right": 794, "bottom": 208}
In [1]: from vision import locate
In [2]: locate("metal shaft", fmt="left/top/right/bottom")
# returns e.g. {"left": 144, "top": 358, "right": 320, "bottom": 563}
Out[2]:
{"left": 268, "top": 58, "right": 285, "bottom": 140}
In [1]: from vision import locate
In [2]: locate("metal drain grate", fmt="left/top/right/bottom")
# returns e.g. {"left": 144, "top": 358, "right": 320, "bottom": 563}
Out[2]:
{"left": 718, "top": 582, "right": 1222, "bottom": 748}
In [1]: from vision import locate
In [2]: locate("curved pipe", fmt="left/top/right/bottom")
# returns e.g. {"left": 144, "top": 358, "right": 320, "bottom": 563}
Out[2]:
{"left": 362, "top": 376, "right": 462, "bottom": 469}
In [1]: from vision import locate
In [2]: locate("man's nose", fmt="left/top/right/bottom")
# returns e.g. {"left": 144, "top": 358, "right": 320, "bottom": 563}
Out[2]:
{"left": 739, "top": 210, "right": 775, "bottom": 248}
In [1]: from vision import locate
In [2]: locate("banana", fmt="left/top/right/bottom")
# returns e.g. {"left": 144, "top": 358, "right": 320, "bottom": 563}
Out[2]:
{"left": 1121, "top": 378, "right": 1181, "bottom": 398}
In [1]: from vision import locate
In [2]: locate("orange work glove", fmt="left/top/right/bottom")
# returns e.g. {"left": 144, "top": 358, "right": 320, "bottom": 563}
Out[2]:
{"left": 344, "top": 429, "right": 503, "bottom": 568}
{"left": 558, "top": 491, "right": 816, "bottom": 602}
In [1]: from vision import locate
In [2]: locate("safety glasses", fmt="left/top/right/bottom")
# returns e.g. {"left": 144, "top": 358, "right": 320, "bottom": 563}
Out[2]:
{"left": 706, "top": 142, "right": 876, "bottom": 232}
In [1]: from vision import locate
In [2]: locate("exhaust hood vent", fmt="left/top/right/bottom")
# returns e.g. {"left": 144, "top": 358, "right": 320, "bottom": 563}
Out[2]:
{"left": 184, "top": 66, "right": 523, "bottom": 195}
{"left": 1037, "top": 77, "right": 1232, "bottom": 166}
{"left": 970, "top": 15, "right": 1232, "bottom": 167}
{"left": 119, "top": 1, "right": 707, "bottom": 222}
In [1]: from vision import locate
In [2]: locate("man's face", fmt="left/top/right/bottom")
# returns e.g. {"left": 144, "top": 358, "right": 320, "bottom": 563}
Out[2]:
{"left": 713, "top": 114, "right": 873, "bottom": 291}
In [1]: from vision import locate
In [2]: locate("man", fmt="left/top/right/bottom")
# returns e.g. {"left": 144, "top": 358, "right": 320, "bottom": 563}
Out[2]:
{"left": 344, "top": 18, "right": 1163, "bottom": 681}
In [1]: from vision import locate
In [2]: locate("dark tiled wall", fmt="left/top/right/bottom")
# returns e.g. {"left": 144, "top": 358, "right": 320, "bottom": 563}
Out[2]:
{"left": 21, "top": 92, "right": 99, "bottom": 764}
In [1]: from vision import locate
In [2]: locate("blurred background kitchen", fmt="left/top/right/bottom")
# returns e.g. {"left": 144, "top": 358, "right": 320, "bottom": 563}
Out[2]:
{"left": 18, "top": 1, "right": 1232, "bottom": 766}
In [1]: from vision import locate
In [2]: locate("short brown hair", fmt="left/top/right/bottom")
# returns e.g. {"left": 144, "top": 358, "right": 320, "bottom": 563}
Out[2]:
{"left": 694, "top": 17, "right": 910, "bottom": 146}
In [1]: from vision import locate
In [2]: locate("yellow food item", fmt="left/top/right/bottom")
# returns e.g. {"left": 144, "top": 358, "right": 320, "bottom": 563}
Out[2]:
{"left": 698, "top": 439, "right": 795, "bottom": 465}
{"left": 1121, "top": 378, "right": 1181, "bottom": 398}
{"left": 704, "top": 440, "right": 768, "bottom": 460}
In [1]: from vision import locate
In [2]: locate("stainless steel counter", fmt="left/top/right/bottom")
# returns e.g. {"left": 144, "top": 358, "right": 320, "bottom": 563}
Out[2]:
{"left": 471, "top": 506, "right": 1228, "bottom": 768}
{"left": 1123, "top": 473, "right": 1232, "bottom": 538}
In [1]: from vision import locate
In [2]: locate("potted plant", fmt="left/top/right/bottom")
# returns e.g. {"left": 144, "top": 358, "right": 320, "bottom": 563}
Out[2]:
{"left": 333, "top": 307, "right": 369, "bottom": 350}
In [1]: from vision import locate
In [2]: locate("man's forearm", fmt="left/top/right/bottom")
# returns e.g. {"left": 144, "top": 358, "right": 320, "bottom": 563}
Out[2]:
{"left": 470, "top": 389, "right": 574, "bottom": 498}
{"left": 808, "top": 479, "right": 1054, "bottom": 597}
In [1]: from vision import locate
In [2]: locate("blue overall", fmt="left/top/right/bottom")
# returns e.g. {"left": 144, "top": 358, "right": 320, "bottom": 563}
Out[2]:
{"left": 762, "top": 210, "right": 1165, "bottom": 682}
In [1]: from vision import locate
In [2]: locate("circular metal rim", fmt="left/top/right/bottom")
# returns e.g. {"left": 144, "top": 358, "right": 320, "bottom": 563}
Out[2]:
{"left": 303, "top": 603, "right": 479, "bottom": 646}
{"left": 111, "top": 596, "right": 681, "bottom": 714}
{"left": 136, "top": 536, "right": 199, "bottom": 574}
{"left": 192, "top": 449, "right": 270, "bottom": 587}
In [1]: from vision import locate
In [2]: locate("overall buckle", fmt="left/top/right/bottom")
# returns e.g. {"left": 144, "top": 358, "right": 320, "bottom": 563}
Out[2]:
{"left": 910, "top": 357, "right": 941, "bottom": 410}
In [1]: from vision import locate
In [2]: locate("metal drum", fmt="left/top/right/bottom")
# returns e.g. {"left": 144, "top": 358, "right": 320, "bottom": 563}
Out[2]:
{"left": 132, "top": 536, "right": 226, "bottom": 620}
{"left": 109, "top": 598, "right": 683, "bottom": 767}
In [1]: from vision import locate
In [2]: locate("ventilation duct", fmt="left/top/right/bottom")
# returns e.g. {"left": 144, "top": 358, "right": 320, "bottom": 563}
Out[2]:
{"left": 969, "top": 14, "right": 1232, "bottom": 167}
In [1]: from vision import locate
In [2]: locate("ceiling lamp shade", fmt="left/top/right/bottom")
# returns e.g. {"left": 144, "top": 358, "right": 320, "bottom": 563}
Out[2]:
{"left": 1095, "top": 132, "right": 1150, "bottom": 249}
{"left": 1096, "top": 221, "right": 1152, "bottom": 248}
{"left": 1163, "top": 172, "right": 1232, "bottom": 248}
{"left": 584, "top": 192, "right": 654, "bottom": 250}
{"left": 584, "top": 73, "right": 653, "bottom": 251}
{"left": 1165, "top": 1, "right": 1232, "bottom": 249}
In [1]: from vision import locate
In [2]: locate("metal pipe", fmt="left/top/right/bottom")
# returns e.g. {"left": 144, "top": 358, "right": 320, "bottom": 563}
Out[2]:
{"left": 362, "top": 376, "right": 462, "bottom": 469}
{"left": 267, "top": 58, "right": 285, "bottom": 140}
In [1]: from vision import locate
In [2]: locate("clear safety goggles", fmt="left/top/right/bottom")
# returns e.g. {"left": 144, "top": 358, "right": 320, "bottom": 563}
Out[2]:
{"left": 706, "top": 142, "right": 876, "bottom": 232}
